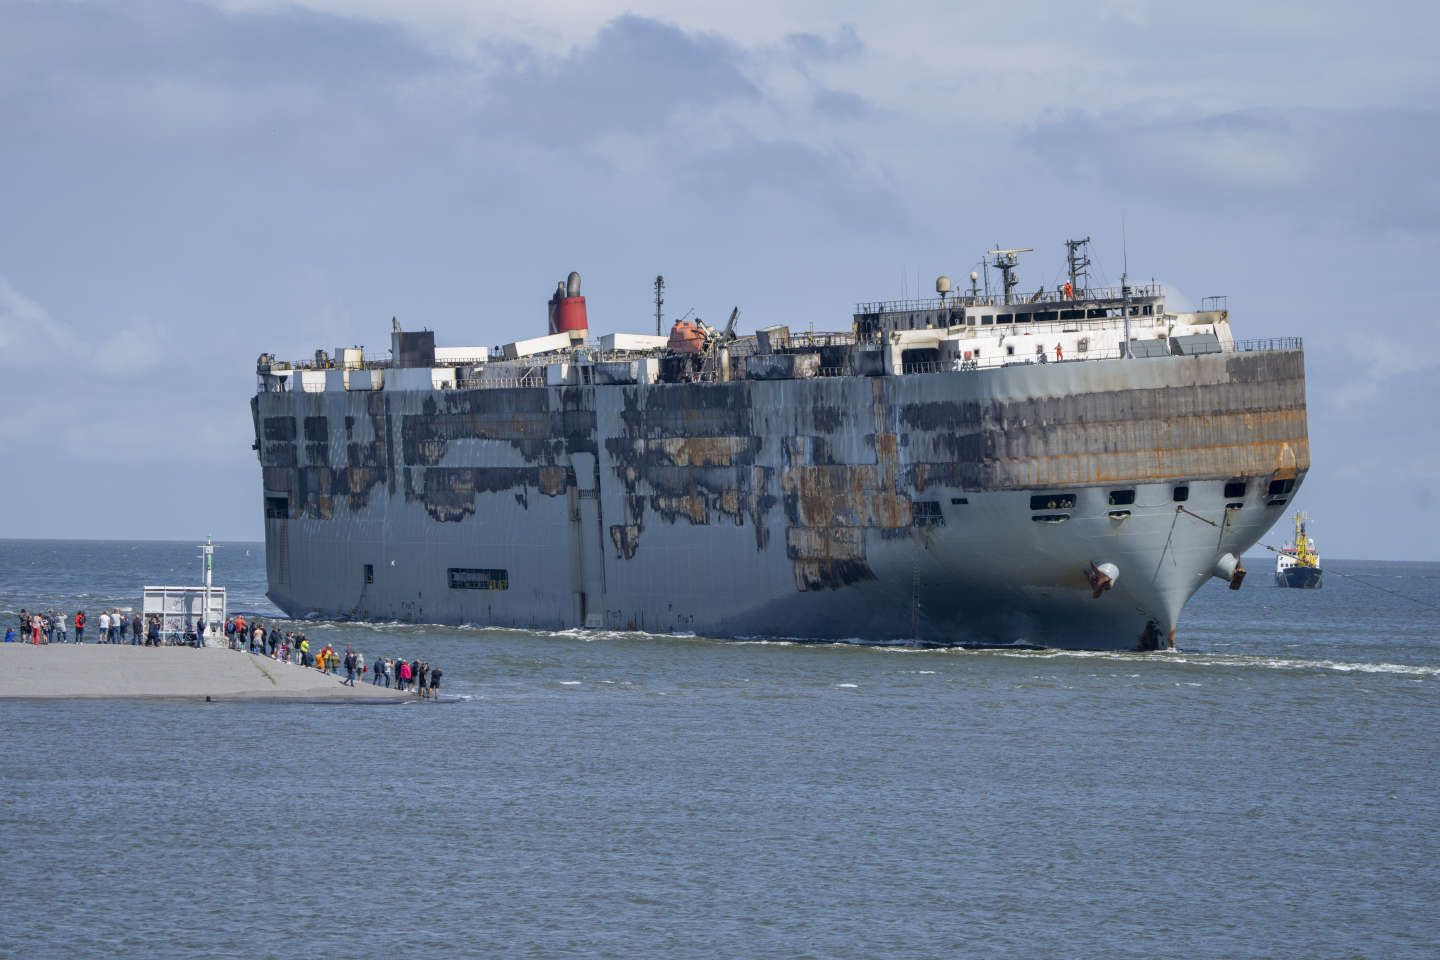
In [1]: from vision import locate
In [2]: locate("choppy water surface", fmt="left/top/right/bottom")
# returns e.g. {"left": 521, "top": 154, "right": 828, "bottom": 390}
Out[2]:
{"left": 2, "top": 540, "right": 1437, "bottom": 958}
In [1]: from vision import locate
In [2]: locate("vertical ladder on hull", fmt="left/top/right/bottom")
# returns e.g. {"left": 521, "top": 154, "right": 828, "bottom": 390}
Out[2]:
{"left": 910, "top": 552, "right": 920, "bottom": 640}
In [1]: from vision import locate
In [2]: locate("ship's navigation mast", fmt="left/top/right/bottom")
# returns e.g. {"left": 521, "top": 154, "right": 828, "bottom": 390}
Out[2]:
{"left": 989, "top": 247, "right": 1033, "bottom": 305}
{"left": 1120, "top": 220, "right": 1133, "bottom": 358}
{"left": 654, "top": 275, "right": 665, "bottom": 337}
{"left": 1121, "top": 272, "right": 1132, "bottom": 358}
{"left": 1065, "top": 237, "right": 1091, "bottom": 298}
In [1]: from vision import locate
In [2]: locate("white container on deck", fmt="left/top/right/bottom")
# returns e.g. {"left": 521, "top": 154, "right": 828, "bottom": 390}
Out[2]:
{"left": 434, "top": 347, "right": 489, "bottom": 365}
{"left": 598, "top": 333, "right": 669, "bottom": 352}
{"left": 503, "top": 332, "right": 572, "bottom": 360}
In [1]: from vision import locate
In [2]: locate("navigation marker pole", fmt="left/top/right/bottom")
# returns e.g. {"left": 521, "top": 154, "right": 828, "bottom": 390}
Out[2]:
{"left": 200, "top": 537, "right": 214, "bottom": 643}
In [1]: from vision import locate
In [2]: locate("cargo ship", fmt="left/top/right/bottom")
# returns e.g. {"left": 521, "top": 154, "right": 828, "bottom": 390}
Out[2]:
{"left": 1275, "top": 513, "right": 1323, "bottom": 588}
{"left": 251, "top": 240, "right": 1310, "bottom": 650}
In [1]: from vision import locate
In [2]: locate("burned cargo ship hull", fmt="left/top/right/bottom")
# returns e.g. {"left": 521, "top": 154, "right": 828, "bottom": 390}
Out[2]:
{"left": 253, "top": 347, "right": 1308, "bottom": 650}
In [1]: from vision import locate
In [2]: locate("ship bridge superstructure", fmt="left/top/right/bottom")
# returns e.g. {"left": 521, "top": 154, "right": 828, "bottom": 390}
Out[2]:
{"left": 854, "top": 282, "right": 1165, "bottom": 337}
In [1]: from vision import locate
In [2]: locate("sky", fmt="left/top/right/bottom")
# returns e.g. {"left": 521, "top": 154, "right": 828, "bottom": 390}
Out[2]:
{"left": 1, "top": 0, "right": 1437, "bottom": 559}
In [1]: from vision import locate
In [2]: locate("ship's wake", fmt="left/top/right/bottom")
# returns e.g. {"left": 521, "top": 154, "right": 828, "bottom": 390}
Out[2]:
{"left": 246, "top": 617, "right": 1436, "bottom": 679}
{"left": 967, "top": 647, "right": 1438, "bottom": 678}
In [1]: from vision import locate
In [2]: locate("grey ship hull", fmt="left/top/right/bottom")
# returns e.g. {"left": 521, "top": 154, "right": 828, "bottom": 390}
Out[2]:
{"left": 253, "top": 349, "right": 1308, "bottom": 650}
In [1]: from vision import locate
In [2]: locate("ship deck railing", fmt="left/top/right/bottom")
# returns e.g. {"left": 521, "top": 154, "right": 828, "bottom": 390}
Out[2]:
{"left": 856, "top": 283, "right": 1165, "bottom": 315}
{"left": 1232, "top": 336, "right": 1302, "bottom": 353}
{"left": 455, "top": 374, "right": 548, "bottom": 389}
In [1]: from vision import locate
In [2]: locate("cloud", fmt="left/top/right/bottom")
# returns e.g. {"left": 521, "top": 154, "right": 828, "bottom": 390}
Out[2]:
{"left": 1326, "top": 347, "right": 1440, "bottom": 416}
{"left": 812, "top": 88, "right": 869, "bottom": 120}
{"left": 0, "top": 0, "right": 446, "bottom": 148}
{"left": 481, "top": 15, "right": 759, "bottom": 143}
{"left": 0, "top": 1, "right": 439, "bottom": 87}
{"left": 672, "top": 136, "right": 908, "bottom": 237}
{"left": 1023, "top": 106, "right": 1440, "bottom": 233}
{"left": 0, "top": 277, "right": 70, "bottom": 360}
{"left": 0, "top": 276, "right": 167, "bottom": 376}
{"left": 784, "top": 25, "right": 862, "bottom": 62}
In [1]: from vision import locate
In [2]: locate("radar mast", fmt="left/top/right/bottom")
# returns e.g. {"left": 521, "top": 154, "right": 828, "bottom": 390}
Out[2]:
{"left": 1065, "top": 237, "right": 1091, "bottom": 298}
{"left": 989, "top": 247, "right": 1033, "bottom": 305}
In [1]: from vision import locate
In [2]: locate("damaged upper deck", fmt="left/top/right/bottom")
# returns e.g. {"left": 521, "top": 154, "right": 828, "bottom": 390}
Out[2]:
{"left": 255, "top": 241, "right": 1241, "bottom": 397}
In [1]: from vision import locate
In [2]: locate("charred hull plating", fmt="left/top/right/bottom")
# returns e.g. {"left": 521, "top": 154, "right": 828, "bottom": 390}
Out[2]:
{"left": 253, "top": 349, "right": 1309, "bottom": 650}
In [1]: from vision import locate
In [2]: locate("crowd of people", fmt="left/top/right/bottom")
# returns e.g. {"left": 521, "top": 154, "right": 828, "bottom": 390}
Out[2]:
{"left": 4, "top": 608, "right": 164, "bottom": 645}
{"left": 6, "top": 608, "right": 444, "bottom": 698}
{"left": 220, "top": 615, "right": 442, "bottom": 698}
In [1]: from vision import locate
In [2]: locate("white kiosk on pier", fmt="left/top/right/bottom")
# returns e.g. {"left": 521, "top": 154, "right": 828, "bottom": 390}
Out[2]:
{"left": 141, "top": 538, "right": 227, "bottom": 646}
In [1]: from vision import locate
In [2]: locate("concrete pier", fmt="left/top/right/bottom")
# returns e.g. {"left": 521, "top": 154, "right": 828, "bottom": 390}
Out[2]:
{"left": 0, "top": 645, "right": 413, "bottom": 702}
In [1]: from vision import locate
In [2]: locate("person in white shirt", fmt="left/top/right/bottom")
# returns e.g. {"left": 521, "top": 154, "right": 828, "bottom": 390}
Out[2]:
{"left": 55, "top": 612, "right": 68, "bottom": 643}
{"left": 99, "top": 611, "right": 111, "bottom": 644}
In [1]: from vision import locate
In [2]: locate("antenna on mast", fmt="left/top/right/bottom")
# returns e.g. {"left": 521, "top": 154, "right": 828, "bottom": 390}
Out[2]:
{"left": 653, "top": 276, "right": 665, "bottom": 337}
{"left": 988, "top": 246, "right": 1034, "bottom": 306}
{"left": 1121, "top": 213, "right": 1129, "bottom": 278}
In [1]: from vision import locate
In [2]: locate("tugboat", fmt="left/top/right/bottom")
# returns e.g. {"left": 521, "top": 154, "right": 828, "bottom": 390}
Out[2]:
{"left": 1275, "top": 513, "right": 1323, "bottom": 588}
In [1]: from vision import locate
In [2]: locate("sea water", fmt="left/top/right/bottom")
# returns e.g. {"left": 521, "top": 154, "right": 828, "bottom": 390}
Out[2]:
{"left": 1, "top": 540, "right": 1437, "bottom": 958}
